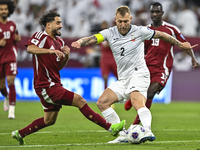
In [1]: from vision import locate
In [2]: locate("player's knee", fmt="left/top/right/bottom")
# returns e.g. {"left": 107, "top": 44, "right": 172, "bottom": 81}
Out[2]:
{"left": 45, "top": 119, "right": 56, "bottom": 126}
{"left": 96, "top": 97, "right": 107, "bottom": 110}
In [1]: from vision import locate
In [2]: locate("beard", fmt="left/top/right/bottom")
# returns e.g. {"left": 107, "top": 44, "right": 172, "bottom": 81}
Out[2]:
{"left": 52, "top": 28, "right": 61, "bottom": 37}
{"left": 1, "top": 13, "right": 8, "bottom": 20}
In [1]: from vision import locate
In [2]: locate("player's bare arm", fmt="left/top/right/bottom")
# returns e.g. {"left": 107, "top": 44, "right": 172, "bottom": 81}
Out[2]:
{"left": 27, "top": 45, "right": 64, "bottom": 59}
{"left": 154, "top": 30, "right": 198, "bottom": 50}
{"left": 59, "top": 45, "right": 70, "bottom": 70}
{"left": 71, "top": 35, "right": 98, "bottom": 49}
{"left": 0, "top": 38, "right": 6, "bottom": 47}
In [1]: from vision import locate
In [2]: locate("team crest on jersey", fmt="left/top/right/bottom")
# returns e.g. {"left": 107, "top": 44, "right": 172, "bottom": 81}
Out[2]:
{"left": 0, "top": 28, "right": 2, "bottom": 32}
{"left": 131, "top": 34, "right": 135, "bottom": 41}
{"left": 10, "top": 26, "right": 14, "bottom": 32}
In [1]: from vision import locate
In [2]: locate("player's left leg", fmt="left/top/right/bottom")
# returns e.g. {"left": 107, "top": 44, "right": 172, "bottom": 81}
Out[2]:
{"left": 130, "top": 91, "right": 155, "bottom": 143}
{"left": 71, "top": 92, "right": 125, "bottom": 136}
{"left": 6, "top": 75, "right": 16, "bottom": 119}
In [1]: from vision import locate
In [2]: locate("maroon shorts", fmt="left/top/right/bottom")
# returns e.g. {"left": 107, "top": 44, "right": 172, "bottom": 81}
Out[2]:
{"left": 0, "top": 62, "right": 18, "bottom": 79}
{"left": 35, "top": 85, "right": 74, "bottom": 112}
{"left": 149, "top": 69, "right": 171, "bottom": 87}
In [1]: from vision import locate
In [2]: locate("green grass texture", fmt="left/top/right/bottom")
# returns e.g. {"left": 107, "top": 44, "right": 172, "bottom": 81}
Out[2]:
{"left": 0, "top": 101, "right": 200, "bottom": 150}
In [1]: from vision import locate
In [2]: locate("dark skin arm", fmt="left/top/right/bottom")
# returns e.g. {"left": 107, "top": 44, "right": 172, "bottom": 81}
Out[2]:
{"left": 154, "top": 30, "right": 199, "bottom": 68}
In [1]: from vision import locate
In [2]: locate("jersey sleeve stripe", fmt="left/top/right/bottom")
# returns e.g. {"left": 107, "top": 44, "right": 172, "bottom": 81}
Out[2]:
{"left": 35, "top": 31, "right": 43, "bottom": 39}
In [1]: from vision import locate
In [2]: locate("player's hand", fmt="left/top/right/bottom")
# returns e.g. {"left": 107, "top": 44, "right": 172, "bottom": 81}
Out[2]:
{"left": 50, "top": 50, "right": 64, "bottom": 59}
{"left": 62, "top": 45, "right": 70, "bottom": 56}
{"left": 180, "top": 42, "right": 198, "bottom": 50}
{"left": 192, "top": 59, "right": 199, "bottom": 68}
{"left": 71, "top": 41, "right": 81, "bottom": 49}
{"left": 0, "top": 38, "right": 6, "bottom": 47}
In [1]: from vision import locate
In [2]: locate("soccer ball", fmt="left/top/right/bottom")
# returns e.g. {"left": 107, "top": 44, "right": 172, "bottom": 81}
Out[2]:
{"left": 127, "top": 125, "right": 145, "bottom": 144}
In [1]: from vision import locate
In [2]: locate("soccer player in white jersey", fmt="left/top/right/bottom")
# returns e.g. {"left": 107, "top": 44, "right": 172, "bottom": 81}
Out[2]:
{"left": 71, "top": 6, "right": 198, "bottom": 143}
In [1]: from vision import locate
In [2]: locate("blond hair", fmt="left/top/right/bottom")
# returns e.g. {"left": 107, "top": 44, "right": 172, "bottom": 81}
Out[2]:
{"left": 115, "top": 6, "right": 131, "bottom": 16}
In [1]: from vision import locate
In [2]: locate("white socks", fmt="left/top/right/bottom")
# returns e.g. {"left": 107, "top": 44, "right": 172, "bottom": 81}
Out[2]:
{"left": 137, "top": 107, "right": 152, "bottom": 132}
{"left": 101, "top": 107, "right": 120, "bottom": 124}
{"left": 101, "top": 107, "right": 127, "bottom": 136}
{"left": 8, "top": 105, "right": 15, "bottom": 119}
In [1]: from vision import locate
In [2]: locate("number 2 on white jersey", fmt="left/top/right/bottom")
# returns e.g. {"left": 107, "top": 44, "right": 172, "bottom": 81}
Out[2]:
{"left": 152, "top": 39, "right": 160, "bottom": 46}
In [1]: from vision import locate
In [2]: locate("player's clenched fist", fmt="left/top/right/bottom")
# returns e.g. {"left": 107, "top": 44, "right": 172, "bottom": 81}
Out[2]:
{"left": 71, "top": 41, "right": 81, "bottom": 49}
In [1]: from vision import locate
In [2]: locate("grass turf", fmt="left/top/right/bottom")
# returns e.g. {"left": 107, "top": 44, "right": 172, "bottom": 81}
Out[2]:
{"left": 0, "top": 101, "right": 200, "bottom": 150}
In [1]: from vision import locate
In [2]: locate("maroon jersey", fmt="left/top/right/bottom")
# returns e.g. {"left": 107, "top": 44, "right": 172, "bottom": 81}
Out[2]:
{"left": 145, "top": 21, "right": 187, "bottom": 75}
{"left": 100, "top": 41, "right": 117, "bottom": 77}
{"left": 0, "top": 21, "right": 17, "bottom": 64}
{"left": 25, "top": 31, "right": 65, "bottom": 89}
{"left": 100, "top": 41, "right": 115, "bottom": 64}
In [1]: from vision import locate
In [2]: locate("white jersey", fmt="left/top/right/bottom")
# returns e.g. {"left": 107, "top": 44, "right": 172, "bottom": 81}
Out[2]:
{"left": 100, "top": 25, "right": 155, "bottom": 80}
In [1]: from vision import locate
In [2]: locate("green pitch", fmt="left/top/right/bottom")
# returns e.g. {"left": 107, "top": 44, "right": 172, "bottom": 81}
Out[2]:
{"left": 0, "top": 101, "right": 200, "bottom": 150}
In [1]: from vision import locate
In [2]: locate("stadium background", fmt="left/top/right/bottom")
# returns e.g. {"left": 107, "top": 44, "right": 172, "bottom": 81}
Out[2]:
{"left": 1, "top": 0, "right": 200, "bottom": 102}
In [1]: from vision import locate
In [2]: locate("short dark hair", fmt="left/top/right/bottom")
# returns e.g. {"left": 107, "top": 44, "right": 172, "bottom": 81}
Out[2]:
{"left": 39, "top": 10, "right": 60, "bottom": 27}
{"left": 0, "top": 0, "right": 15, "bottom": 17}
{"left": 151, "top": 2, "right": 163, "bottom": 11}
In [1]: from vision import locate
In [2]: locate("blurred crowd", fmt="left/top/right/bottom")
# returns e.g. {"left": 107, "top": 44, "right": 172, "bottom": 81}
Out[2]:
{"left": 10, "top": 0, "right": 200, "bottom": 38}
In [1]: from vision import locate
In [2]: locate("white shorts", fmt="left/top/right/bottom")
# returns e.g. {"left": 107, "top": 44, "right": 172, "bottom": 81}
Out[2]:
{"left": 108, "top": 70, "right": 150, "bottom": 103}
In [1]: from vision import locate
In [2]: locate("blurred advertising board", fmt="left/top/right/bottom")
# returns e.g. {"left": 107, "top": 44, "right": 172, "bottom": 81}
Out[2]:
{"left": 0, "top": 68, "right": 172, "bottom": 103}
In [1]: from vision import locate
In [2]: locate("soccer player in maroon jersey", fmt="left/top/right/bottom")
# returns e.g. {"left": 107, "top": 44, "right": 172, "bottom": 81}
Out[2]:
{"left": 0, "top": 0, "right": 21, "bottom": 118}
{"left": 124, "top": 2, "right": 199, "bottom": 124}
{"left": 11, "top": 10, "right": 125, "bottom": 145}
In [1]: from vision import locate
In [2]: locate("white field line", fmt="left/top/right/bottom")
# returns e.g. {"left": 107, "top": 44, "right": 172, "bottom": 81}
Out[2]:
{"left": 1, "top": 129, "right": 200, "bottom": 135}
{"left": 0, "top": 140, "right": 200, "bottom": 148}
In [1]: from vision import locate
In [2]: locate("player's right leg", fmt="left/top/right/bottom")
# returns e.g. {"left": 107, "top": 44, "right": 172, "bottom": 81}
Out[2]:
{"left": 12, "top": 87, "right": 62, "bottom": 145}
{"left": 7, "top": 75, "right": 17, "bottom": 119}
{"left": 12, "top": 111, "right": 59, "bottom": 145}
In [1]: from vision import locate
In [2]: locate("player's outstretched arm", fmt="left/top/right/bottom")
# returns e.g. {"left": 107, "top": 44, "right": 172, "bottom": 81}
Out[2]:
{"left": 153, "top": 30, "right": 198, "bottom": 50}
{"left": 71, "top": 35, "right": 98, "bottom": 49}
